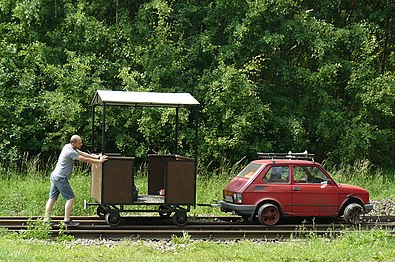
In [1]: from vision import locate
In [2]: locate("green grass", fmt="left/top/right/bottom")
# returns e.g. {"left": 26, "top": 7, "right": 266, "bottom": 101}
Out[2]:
{"left": 329, "top": 160, "right": 395, "bottom": 200}
{"left": 0, "top": 229, "right": 394, "bottom": 261}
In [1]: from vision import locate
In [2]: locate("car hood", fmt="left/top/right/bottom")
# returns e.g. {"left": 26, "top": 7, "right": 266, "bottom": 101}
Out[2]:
{"left": 338, "top": 183, "right": 369, "bottom": 194}
{"left": 224, "top": 177, "right": 248, "bottom": 192}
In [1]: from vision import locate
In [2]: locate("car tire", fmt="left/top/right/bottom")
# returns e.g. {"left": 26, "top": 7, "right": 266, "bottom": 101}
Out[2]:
{"left": 343, "top": 203, "right": 363, "bottom": 224}
{"left": 257, "top": 203, "right": 280, "bottom": 226}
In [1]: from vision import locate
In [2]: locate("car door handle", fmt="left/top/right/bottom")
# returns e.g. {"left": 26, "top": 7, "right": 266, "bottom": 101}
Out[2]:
{"left": 293, "top": 187, "right": 301, "bottom": 191}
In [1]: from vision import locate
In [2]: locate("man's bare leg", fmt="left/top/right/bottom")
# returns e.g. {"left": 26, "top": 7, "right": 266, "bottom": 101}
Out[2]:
{"left": 64, "top": 198, "right": 74, "bottom": 222}
{"left": 44, "top": 198, "right": 56, "bottom": 221}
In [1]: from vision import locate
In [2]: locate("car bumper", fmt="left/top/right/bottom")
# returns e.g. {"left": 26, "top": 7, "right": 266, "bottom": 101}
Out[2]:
{"left": 364, "top": 203, "right": 374, "bottom": 213}
{"left": 219, "top": 201, "right": 255, "bottom": 215}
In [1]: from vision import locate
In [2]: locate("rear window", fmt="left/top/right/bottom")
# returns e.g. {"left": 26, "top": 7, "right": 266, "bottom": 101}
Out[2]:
{"left": 237, "top": 163, "right": 262, "bottom": 179}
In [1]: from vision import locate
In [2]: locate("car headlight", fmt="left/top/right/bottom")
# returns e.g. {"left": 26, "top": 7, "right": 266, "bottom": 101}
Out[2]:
{"left": 233, "top": 193, "right": 243, "bottom": 204}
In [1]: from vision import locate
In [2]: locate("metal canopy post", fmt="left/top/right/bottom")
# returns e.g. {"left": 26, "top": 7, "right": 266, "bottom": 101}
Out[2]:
{"left": 91, "top": 105, "right": 95, "bottom": 153}
{"left": 193, "top": 107, "right": 199, "bottom": 207}
{"left": 102, "top": 103, "right": 106, "bottom": 154}
{"left": 194, "top": 107, "right": 199, "bottom": 166}
{"left": 175, "top": 107, "right": 179, "bottom": 155}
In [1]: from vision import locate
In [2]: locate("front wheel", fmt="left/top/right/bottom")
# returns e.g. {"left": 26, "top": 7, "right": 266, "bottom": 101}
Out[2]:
{"left": 343, "top": 203, "right": 363, "bottom": 224}
{"left": 172, "top": 211, "right": 188, "bottom": 226}
{"left": 257, "top": 204, "right": 280, "bottom": 226}
{"left": 105, "top": 211, "right": 122, "bottom": 227}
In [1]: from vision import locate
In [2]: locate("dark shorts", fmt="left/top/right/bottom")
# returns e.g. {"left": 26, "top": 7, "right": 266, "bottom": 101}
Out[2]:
{"left": 49, "top": 175, "right": 75, "bottom": 200}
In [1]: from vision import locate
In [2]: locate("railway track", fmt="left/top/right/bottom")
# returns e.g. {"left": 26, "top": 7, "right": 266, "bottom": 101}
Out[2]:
{"left": 1, "top": 216, "right": 394, "bottom": 240}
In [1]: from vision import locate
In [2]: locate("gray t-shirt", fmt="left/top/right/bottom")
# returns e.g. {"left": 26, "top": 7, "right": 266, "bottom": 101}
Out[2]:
{"left": 51, "top": 143, "right": 80, "bottom": 179}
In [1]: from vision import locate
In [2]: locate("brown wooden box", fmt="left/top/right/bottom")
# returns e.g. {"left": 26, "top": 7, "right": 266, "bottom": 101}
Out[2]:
{"left": 165, "top": 160, "right": 196, "bottom": 204}
{"left": 91, "top": 156, "right": 135, "bottom": 205}
{"left": 148, "top": 154, "right": 196, "bottom": 205}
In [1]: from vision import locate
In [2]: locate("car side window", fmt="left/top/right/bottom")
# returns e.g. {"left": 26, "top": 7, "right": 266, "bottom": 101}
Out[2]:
{"left": 293, "top": 166, "right": 308, "bottom": 183}
{"left": 263, "top": 166, "right": 290, "bottom": 184}
{"left": 294, "top": 166, "right": 329, "bottom": 184}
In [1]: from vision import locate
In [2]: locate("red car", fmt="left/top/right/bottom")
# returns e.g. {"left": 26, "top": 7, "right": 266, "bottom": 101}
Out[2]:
{"left": 220, "top": 152, "right": 373, "bottom": 226}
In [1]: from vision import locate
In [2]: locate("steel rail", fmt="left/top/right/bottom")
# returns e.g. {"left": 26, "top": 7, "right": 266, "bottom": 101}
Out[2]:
{"left": 1, "top": 216, "right": 394, "bottom": 240}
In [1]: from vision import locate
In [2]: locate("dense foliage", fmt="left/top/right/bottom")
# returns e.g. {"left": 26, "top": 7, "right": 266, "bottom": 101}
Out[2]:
{"left": 0, "top": 0, "right": 394, "bottom": 167}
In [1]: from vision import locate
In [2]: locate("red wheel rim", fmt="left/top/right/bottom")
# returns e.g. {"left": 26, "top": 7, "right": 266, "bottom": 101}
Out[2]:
{"left": 260, "top": 206, "right": 280, "bottom": 226}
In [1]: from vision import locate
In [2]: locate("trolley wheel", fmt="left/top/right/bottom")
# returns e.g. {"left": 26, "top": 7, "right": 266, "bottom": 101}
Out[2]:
{"left": 96, "top": 206, "right": 107, "bottom": 218}
{"left": 158, "top": 205, "right": 172, "bottom": 218}
{"left": 172, "top": 211, "right": 188, "bottom": 226}
{"left": 105, "top": 211, "right": 122, "bottom": 227}
{"left": 257, "top": 204, "right": 280, "bottom": 226}
{"left": 343, "top": 203, "right": 363, "bottom": 225}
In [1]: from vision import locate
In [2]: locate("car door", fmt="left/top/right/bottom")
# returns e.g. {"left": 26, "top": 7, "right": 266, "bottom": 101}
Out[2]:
{"left": 291, "top": 164, "right": 340, "bottom": 216}
{"left": 249, "top": 165, "right": 292, "bottom": 214}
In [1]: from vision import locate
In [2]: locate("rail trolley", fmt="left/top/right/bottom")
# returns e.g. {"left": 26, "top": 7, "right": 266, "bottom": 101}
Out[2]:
{"left": 86, "top": 90, "right": 200, "bottom": 226}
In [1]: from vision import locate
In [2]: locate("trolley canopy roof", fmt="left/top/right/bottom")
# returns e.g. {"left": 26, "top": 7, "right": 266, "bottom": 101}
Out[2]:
{"left": 92, "top": 90, "right": 200, "bottom": 107}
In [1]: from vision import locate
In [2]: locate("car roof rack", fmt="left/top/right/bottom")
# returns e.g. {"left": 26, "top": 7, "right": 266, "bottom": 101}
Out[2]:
{"left": 257, "top": 150, "right": 315, "bottom": 161}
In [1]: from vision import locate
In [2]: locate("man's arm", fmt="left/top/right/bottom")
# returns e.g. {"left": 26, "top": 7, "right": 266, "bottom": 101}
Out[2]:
{"left": 77, "top": 153, "right": 108, "bottom": 164}
{"left": 78, "top": 151, "right": 101, "bottom": 159}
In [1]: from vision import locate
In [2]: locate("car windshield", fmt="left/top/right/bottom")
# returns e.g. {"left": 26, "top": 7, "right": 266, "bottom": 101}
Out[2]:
{"left": 237, "top": 163, "right": 262, "bottom": 179}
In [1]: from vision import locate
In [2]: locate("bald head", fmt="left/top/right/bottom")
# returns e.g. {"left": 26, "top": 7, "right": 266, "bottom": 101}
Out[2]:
{"left": 70, "top": 135, "right": 81, "bottom": 144}
{"left": 70, "top": 135, "right": 83, "bottom": 149}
